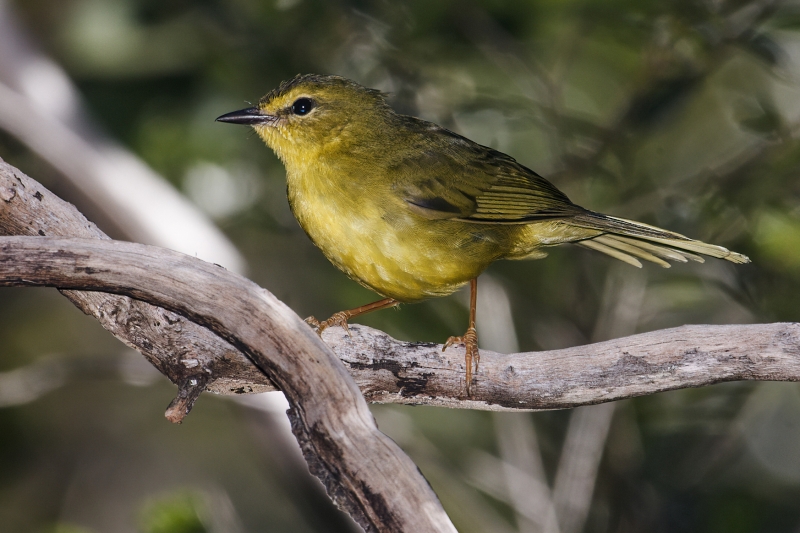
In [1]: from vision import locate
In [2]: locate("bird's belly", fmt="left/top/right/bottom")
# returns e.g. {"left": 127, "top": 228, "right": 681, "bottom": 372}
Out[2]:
{"left": 290, "top": 190, "right": 497, "bottom": 302}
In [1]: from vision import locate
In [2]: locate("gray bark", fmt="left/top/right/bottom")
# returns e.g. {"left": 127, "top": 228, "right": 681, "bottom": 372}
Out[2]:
{"left": 2, "top": 159, "right": 798, "bottom": 416}
{"left": 0, "top": 235, "right": 458, "bottom": 533}
{"left": 3, "top": 158, "right": 799, "bottom": 533}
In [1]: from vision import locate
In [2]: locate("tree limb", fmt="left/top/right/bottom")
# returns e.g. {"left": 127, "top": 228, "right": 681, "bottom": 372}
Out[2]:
{"left": 0, "top": 1, "right": 245, "bottom": 272}
{"left": 0, "top": 158, "right": 276, "bottom": 412}
{"left": 324, "top": 320, "right": 800, "bottom": 409}
{"left": 2, "top": 159, "right": 799, "bottom": 417}
{"left": 0, "top": 235, "right": 457, "bottom": 533}
{"left": 3, "top": 158, "right": 798, "bottom": 533}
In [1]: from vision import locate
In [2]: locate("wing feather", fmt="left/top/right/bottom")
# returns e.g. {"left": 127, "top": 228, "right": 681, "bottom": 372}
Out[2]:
{"left": 394, "top": 119, "right": 581, "bottom": 223}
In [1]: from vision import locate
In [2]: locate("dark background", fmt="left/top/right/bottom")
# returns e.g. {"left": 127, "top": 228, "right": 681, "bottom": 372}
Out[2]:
{"left": 1, "top": 0, "right": 799, "bottom": 532}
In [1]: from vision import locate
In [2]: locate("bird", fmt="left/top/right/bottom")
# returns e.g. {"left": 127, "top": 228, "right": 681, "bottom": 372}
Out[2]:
{"left": 217, "top": 74, "right": 750, "bottom": 394}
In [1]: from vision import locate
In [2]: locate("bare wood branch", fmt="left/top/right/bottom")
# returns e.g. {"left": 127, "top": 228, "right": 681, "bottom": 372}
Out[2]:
{"left": 325, "top": 321, "right": 800, "bottom": 408}
{"left": 0, "top": 1, "right": 245, "bottom": 271}
{"left": 2, "top": 156, "right": 798, "bottom": 531}
{"left": 0, "top": 158, "right": 276, "bottom": 406}
{"left": 0, "top": 235, "right": 457, "bottom": 533}
{"left": 2, "top": 160, "right": 800, "bottom": 417}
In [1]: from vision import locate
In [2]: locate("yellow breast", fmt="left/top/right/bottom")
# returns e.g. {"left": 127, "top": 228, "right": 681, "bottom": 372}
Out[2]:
{"left": 285, "top": 164, "right": 505, "bottom": 302}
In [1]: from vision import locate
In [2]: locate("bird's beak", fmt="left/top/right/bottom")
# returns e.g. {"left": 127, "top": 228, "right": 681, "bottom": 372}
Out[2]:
{"left": 215, "top": 106, "right": 278, "bottom": 126}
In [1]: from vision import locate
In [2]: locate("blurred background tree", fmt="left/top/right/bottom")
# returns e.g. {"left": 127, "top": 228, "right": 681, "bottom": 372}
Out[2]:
{"left": 1, "top": 0, "right": 799, "bottom": 531}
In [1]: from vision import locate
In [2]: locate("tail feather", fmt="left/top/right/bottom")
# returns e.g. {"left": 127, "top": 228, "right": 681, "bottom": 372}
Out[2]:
{"left": 571, "top": 212, "right": 750, "bottom": 267}
{"left": 592, "top": 235, "right": 671, "bottom": 267}
{"left": 577, "top": 239, "right": 643, "bottom": 268}
{"left": 610, "top": 235, "right": 704, "bottom": 263}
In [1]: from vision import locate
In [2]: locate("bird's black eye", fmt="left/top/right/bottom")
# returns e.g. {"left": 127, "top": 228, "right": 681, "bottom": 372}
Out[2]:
{"left": 291, "top": 98, "right": 314, "bottom": 116}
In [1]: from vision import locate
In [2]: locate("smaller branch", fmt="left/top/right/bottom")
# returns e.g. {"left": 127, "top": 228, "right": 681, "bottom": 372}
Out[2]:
{"left": 165, "top": 375, "right": 210, "bottom": 424}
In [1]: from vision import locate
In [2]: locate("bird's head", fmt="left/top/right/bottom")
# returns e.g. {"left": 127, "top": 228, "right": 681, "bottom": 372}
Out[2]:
{"left": 216, "top": 74, "right": 391, "bottom": 164}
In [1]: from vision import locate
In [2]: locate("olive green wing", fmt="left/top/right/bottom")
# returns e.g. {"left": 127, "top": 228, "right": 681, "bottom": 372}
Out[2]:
{"left": 392, "top": 122, "right": 581, "bottom": 223}
{"left": 389, "top": 120, "right": 751, "bottom": 268}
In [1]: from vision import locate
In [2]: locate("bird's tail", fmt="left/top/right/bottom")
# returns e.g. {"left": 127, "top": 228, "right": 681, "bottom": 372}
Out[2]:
{"left": 569, "top": 212, "right": 750, "bottom": 268}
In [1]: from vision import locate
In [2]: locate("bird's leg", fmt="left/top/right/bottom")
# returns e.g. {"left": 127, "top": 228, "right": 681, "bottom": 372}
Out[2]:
{"left": 443, "top": 278, "right": 479, "bottom": 395}
{"left": 306, "top": 297, "right": 399, "bottom": 336}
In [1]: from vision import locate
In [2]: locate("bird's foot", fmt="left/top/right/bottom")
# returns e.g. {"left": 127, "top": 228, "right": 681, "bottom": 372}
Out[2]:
{"left": 443, "top": 327, "right": 479, "bottom": 395}
{"left": 305, "top": 311, "right": 352, "bottom": 337}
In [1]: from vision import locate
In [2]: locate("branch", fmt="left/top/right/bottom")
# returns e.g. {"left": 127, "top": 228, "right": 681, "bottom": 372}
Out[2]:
{"left": 0, "top": 2, "right": 245, "bottom": 271}
{"left": 3, "top": 159, "right": 798, "bottom": 533}
{"left": 0, "top": 158, "right": 276, "bottom": 412}
{"left": 324, "top": 321, "right": 800, "bottom": 408}
{"left": 2, "top": 159, "right": 799, "bottom": 416}
{"left": 0, "top": 235, "right": 457, "bottom": 533}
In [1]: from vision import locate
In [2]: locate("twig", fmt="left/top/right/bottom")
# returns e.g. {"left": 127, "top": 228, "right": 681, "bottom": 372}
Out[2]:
{"left": 0, "top": 235, "right": 457, "bottom": 533}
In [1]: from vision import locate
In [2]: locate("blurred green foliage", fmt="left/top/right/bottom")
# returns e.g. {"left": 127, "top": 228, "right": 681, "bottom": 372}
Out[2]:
{"left": 138, "top": 492, "right": 207, "bottom": 533}
{"left": 2, "top": 0, "right": 800, "bottom": 532}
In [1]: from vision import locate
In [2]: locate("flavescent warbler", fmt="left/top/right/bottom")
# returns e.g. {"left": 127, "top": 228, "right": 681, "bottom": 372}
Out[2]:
{"left": 217, "top": 74, "right": 749, "bottom": 393}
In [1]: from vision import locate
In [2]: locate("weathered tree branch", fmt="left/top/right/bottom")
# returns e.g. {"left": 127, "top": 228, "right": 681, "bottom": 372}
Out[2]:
{"left": 0, "top": 158, "right": 276, "bottom": 410}
{"left": 0, "top": 235, "right": 457, "bottom": 533}
{"left": 4, "top": 159, "right": 799, "bottom": 532}
{"left": 0, "top": 1, "right": 245, "bottom": 272}
{"left": 324, "top": 321, "right": 800, "bottom": 408}
{"left": 2, "top": 159, "right": 799, "bottom": 418}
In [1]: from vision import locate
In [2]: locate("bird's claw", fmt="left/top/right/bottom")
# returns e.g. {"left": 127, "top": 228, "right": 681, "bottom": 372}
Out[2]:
{"left": 304, "top": 311, "right": 352, "bottom": 337}
{"left": 443, "top": 327, "right": 479, "bottom": 395}
{"left": 304, "top": 316, "right": 322, "bottom": 331}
